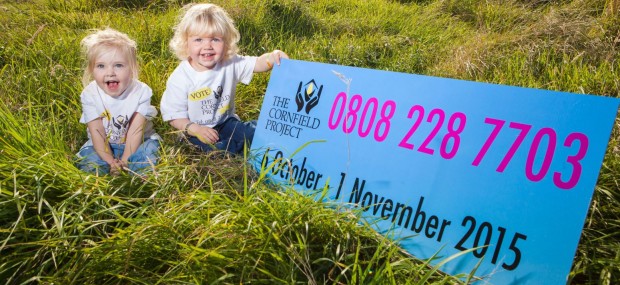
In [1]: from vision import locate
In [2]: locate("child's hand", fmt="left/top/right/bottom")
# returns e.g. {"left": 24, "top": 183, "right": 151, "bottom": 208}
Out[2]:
{"left": 259, "top": 50, "right": 290, "bottom": 72}
{"left": 189, "top": 124, "right": 219, "bottom": 144}
{"left": 118, "top": 159, "right": 129, "bottom": 170}
{"left": 269, "top": 49, "right": 288, "bottom": 67}
{"left": 109, "top": 159, "right": 125, "bottom": 176}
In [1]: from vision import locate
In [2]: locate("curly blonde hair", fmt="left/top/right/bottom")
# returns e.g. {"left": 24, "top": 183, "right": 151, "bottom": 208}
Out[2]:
{"left": 80, "top": 28, "right": 138, "bottom": 87}
{"left": 169, "top": 3, "right": 240, "bottom": 61}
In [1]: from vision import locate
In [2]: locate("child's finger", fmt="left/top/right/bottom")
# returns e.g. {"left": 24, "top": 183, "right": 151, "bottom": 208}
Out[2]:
{"left": 197, "top": 128, "right": 218, "bottom": 144}
{"left": 197, "top": 135, "right": 209, "bottom": 144}
{"left": 273, "top": 50, "right": 282, "bottom": 64}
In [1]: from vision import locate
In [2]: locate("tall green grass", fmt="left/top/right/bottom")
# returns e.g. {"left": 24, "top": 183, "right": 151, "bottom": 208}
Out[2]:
{"left": 1, "top": 0, "right": 619, "bottom": 284}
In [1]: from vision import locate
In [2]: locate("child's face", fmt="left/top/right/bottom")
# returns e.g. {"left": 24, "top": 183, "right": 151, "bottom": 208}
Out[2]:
{"left": 187, "top": 34, "right": 225, "bottom": 71}
{"left": 92, "top": 48, "right": 132, "bottom": 97}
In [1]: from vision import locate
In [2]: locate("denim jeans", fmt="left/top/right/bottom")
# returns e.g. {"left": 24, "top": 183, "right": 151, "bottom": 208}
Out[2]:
{"left": 76, "top": 138, "right": 160, "bottom": 175}
{"left": 188, "top": 117, "right": 256, "bottom": 155}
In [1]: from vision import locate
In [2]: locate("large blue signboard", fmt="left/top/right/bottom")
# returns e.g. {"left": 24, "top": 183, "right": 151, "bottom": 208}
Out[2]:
{"left": 250, "top": 59, "right": 619, "bottom": 284}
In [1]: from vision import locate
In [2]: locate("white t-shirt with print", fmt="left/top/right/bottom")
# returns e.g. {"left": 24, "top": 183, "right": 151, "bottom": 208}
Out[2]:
{"left": 79, "top": 79, "right": 160, "bottom": 148}
{"left": 160, "top": 54, "right": 257, "bottom": 127}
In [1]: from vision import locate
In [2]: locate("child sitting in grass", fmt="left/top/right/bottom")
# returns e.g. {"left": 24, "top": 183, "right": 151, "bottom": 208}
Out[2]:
{"left": 76, "top": 28, "right": 161, "bottom": 175}
{"left": 160, "top": 3, "right": 288, "bottom": 155}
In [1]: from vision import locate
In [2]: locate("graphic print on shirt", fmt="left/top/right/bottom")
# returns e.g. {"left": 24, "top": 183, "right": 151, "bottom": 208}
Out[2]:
{"left": 101, "top": 109, "right": 112, "bottom": 121}
{"left": 110, "top": 114, "right": 130, "bottom": 143}
{"left": 189, "top": 86, "right": 211, "bottom": 101}
{"left": 214, "top": 85, "right": 230, "bottom": 115}
{"left": 189, "top": 85, "right": 231, "bottom": 125}
{"left": 213, "top": 85, "right": 222, "bottom": 100}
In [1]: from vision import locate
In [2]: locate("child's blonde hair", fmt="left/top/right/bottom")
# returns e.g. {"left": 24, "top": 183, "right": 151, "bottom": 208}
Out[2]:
{"left": 169, "top": 3, "right": 240, "bottom": 61}
{"left": 80, "top": 28, "right": 139, "bottom": 87}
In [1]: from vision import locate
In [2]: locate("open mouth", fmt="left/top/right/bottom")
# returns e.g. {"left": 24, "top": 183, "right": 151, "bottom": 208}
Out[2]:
{"left": 201, "top": 52, "right": 215, "bottom": 59}
{"left": 105, "top": 80, "right": 119, "bottom": 89}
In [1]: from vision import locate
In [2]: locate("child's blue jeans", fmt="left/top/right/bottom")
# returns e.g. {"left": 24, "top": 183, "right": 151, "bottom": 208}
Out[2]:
{"left": 187, "top": 117, "right": 256, "bottom": 154}
{"left": 76, "top": 138, "right": 160, "bottom": 175}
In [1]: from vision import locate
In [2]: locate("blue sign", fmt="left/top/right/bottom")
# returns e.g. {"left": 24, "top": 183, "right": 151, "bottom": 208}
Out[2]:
{"left": 250, "top": 59, "right": 619, "bottom": 284}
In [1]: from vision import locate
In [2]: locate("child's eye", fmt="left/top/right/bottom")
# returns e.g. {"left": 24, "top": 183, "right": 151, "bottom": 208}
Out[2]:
{"left": 193, "top": 38, "right": 203, "bottom": 43}
{"left": 95, "top": 64, "right": 105, "bottom": 69}
{"left": 114, "top": 63, "right": 125, "bottom": 68}
{"left": 212, "top": 37, "right": 222, "bottom": 43}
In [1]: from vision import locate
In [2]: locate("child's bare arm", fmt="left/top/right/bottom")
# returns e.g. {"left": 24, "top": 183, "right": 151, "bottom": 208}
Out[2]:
{"left": 87, "top": 119, "right": 123, "bottom": 173}
{"left": 120, "top": 112, "right": 146, "bottom": 163}
{"left": 170, "top": 119, "right": 219, "bottom": 144}
{"left": 254, "top": 50, "right": 289, "bottom": 72}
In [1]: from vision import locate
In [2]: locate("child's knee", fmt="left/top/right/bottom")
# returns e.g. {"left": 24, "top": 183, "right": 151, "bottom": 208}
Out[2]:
{"left": 76, "top": 146, "right": 108, "bottom": 172}
{"left": 76, "top": 158, "right": 109, "bottom": 174}
{"left": 142, "top": 139, "right": 161, "bottom": 156}
{"left": 129, "top": 139, "right": 161, "bottom": 163}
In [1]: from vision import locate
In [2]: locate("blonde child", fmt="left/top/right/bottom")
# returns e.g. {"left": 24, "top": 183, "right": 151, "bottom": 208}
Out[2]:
{"left": 76, "top": 28, "right": 161, "bottom": 175}
{"left": 160, "top": 3, "right": 288, "bottom": 154}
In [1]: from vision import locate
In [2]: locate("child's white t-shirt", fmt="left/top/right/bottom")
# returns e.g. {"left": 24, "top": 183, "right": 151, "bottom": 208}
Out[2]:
{"left": 79, "top": 79, "right": 160, "bottom": 147}
{"left": 160, "top": 54, "right": 257, "bottom": 127}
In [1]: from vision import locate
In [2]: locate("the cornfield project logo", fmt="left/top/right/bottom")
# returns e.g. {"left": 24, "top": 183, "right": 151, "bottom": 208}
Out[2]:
{"left": 263, "top": 79, "right": 323, "bottom": 139}
{"left": 295, "top": 79, "right": 322, "bottom": 114}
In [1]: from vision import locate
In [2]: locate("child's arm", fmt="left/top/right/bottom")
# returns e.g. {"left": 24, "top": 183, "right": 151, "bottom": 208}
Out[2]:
{"left": 120, "top": 112, "right": 147, "bottom": 164}
{"left": 254, "top": 50, "right": 289, "bottom": 72}
{"left": 87, "top": 119, "right": 124, "bottom": 173}
{"left": 169, "top": 119, "right": 219, "bottom": 144}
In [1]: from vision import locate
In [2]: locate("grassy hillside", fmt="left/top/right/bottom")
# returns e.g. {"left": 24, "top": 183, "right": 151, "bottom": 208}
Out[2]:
{"left": 0, "top": 0, "right": 619, "bottom": 284}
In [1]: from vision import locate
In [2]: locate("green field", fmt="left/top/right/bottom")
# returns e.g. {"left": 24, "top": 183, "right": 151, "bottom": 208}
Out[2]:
{"left": 1, "top": 0, "right": 619, "bottom": 284}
